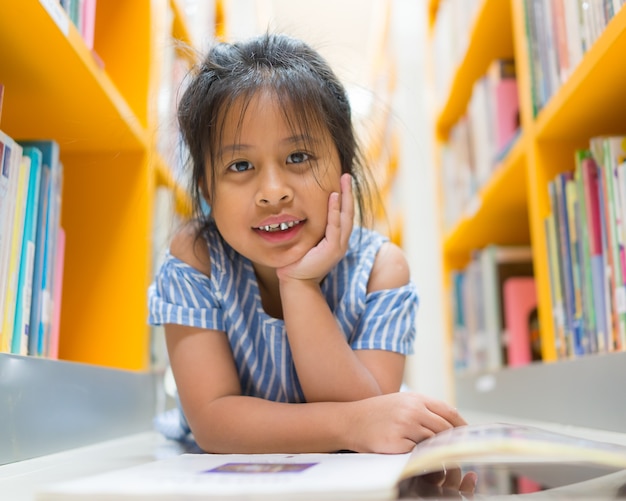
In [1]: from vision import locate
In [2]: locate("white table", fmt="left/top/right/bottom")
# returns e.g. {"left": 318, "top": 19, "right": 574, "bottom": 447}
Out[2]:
{"left": 2, "top": 413, "right": 626, "bottom": 500}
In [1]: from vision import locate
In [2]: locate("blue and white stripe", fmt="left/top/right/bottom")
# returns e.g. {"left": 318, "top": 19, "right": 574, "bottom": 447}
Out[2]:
{"left": 148, "top": 222, "right": 418, "bottom": 404}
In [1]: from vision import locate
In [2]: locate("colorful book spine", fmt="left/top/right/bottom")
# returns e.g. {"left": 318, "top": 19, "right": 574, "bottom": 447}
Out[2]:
{"left": 552, "top": 172, "right": 578, "bottom": 356}
{"left": 47, "top": 227, "right": 66, "bottom": 359}
{"left": 487, "top": 59, "right": 519, "bottom": 156}
{"left": 17, "top": 140, "right": 60, "bottom": 357}
{"left": 565, "top": 177, "right": 587, "bottom": 355}
{"left": 0, "top": 131, "right": 23, "bottom": 352}
{"left": 38, "top": 159, "right": 63, "bottom": 356}
{"left": 503, "top": 277, "right": 538, "bottom": 367}
{"left": 603, "top": 137, "right": 626, "bottom": 350}
{"left": 1, "top": 152, "right": 30, "bottom": 354}
{"left": 594, "top": 145, "right": 618, "bottom": 352}
{"left": 573, "top": 153, "right": 597, "bottom": 354}
{"left": 12, "top": 146, "right": 43, "bottom": 355}
{"left": 592, "top": 137, "right": 626, "bottom": 351}
{"left": 544, "top": 212, "right": 567, "bottom": 358}
{"left": 580, "top": 151, "right": 610, "bottom": 352}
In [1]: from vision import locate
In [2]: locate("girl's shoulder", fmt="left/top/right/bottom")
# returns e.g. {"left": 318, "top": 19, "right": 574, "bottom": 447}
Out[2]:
{"left": 169, "top": 220, "right": 212, "bottom": 278}
{"left": 367, "top": 240, "right": 410, "bottom": 293}
{"left": 349, "top": 228, "right": 410, "bottom": 293}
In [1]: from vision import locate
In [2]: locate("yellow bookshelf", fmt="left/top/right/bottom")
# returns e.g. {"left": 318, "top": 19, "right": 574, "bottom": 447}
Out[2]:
{"left": 0, "top": 0, "right": 207, "bottom": 370}
{"left": 430, "top": 0, "right": 626, "bottom": 370}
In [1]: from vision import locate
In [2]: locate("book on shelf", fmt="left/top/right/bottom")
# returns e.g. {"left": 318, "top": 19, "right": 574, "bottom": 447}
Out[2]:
{"left": 544, "top": 210, "right": 567, "bottom": 358}
{"left": 59, "top": 0, "right": 97, "bottom": 50}
{"left": 593, "top": 136, "right": 626, "bottom": 352}
{"left": 503, "top": 276, "right": 540, "bottom": 367}
{"left": 524, "top": 0, "right": 625, "bottom": 116}
{"left": 455, "top": 257, "right": 486, "bottom": 372}
{"left": 548, "top": 171, "right": 586, "bottom": 356}
{"left": 442, "top": 59, "right": 520, "bottom": 225}
{"left": 440, "top": 117, "right": 475, "bottom": 231}
{"left": 577, "top": 150, "right": 609, "bottom": 352}
{"left": 467, "top": 77, "right": 494, "bottom": 189}
{"left": 11, "top": 146, "right": 43, "bottom": 357}
{"left": 452, "top": 245, "right": 534, "bottom": 373}
{"left": 1, "top": 148, "right": 30, "bottom": 355}
{"left": 543, "top": 136, "right": 626, "bottom": 360}
{"left": 39, "top": 156, "right": 63, "bottom": 357}
{"left": 590, "top": 136, "right": 626, "bottom": 353}
{"left": 486, "top": 58, "right": 519, "bottom": 157}
{"left": 566, "top": 169, "right": 593, "bottom": 354}
{"left": 16, "top": 140, "right": 62, "bottom": 357}
{"left": 481, "top": 245, "right": 534, "bottom": 370}
{"left": 0, "top": 130, "right": 23, "bottom": 352}
{"left": 80, "top": 0, "right": 97, "bottom": 50}
{"left": 47, "top": 226, "right": 66, "bottom": 359}
{"left": 34, "top": 422, "right": 626, "bottom": 500}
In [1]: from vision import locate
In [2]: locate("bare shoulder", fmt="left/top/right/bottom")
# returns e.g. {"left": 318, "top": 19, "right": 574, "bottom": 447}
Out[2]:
{"left": 170, "top": 221, "right": 211, "bottom": 277}
{"left": 367, "top": 241, "right": 411, "bottom": 293}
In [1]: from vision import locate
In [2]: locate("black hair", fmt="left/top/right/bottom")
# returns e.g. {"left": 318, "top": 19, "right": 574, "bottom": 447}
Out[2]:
{"left": 177, "top": 32, "right": 378, "bottom": 230}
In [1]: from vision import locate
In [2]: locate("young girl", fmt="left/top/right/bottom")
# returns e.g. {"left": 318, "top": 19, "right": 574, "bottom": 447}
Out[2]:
{"left": 148, "top": 32, "right": 466, "bottom": 456}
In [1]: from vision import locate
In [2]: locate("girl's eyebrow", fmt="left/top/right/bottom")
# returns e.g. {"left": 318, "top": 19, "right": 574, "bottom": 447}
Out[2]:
{"left": 283, "top": 134, "right": 322, "bottom": 146}
{"left": 218, "top": 144, "right": 251, "bottom": 157}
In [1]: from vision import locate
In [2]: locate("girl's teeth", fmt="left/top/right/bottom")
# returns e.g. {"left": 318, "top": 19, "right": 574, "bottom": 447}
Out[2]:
{"left": 260, "top": 221, "right": 299, "bottom": 232}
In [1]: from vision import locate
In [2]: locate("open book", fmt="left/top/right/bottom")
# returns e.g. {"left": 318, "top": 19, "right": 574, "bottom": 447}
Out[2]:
{"left": 36, "top": 422, "right": 626, "bottom": 500}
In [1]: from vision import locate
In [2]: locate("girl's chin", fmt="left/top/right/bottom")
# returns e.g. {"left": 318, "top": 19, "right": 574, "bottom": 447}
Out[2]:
{"left": 252, "top": 248, "right": 312, "bottom": 271}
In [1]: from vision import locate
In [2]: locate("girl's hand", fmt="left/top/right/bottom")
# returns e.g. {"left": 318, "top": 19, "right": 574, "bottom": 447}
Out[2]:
{"left": 277, "top": 173, "right": 354, "bottom": 283}
{"left": 345, "top": 392, "right": 467, "bottom": 454}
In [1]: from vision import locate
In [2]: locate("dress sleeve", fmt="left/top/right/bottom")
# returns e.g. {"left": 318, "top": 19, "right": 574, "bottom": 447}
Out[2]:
{"left": 349, "top": 282, "right": 419, "bottom": 355}
{"left": 147, "top": 253, "right": 225, "bottom": 331}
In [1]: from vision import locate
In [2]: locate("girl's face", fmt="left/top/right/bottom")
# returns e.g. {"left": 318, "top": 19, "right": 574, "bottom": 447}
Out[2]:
{"left": 207, "top": 90, "right": 342, "bottom": 271}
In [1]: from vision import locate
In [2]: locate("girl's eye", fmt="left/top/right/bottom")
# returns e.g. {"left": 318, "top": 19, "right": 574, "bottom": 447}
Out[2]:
{"left": 228, "top": 161, "right": 253, "bottom": 173}
{"left": 286, "top": 152, "right": 310, "bottom": 164}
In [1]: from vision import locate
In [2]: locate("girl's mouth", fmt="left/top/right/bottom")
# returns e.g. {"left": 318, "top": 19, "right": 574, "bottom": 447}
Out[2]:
{"left": 255, "top": 220, "right": 303, "bottom": 233}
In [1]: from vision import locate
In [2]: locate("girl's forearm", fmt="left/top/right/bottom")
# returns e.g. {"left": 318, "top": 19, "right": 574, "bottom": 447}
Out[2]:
{"left": 280, "top": 279, "right": 382, "bottom": 402}
{"left": 188, "top": 392, "right": 466, "bottom": 456}
{"left": 190, "top": 395, "right": 353, "bottom": 453}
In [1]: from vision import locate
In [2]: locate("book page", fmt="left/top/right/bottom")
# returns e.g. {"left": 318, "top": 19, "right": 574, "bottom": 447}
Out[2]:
{"left": 37, "top": 452, "right": 410, "bottom": 501}
{"left": 402, "top": 422, "right": 626, "bottom": 478}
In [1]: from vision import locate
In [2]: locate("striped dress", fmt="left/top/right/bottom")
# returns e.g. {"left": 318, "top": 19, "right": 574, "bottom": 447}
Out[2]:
{"left": 148, "top": 222, "right": 418, "bottom": 439}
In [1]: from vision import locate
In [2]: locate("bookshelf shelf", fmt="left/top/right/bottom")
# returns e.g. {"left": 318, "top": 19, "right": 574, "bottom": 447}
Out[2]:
{"left": 0, "top": 2, "right": 146, "bottom": 153}
{"left": 430, "top": 0, "right": 626, "bottom": 426}
{"left": 435, "top": 0, "right": 514, "bottom": 140}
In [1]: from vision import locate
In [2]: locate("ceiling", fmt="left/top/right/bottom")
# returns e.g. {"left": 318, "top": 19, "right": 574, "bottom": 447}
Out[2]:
{"left": 225, "top": 0, "right": 388, "bottom": 87}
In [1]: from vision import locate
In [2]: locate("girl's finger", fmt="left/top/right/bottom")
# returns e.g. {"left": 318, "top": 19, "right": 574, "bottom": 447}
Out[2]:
{"left": 325, "top": 191, "right": 341, "bottom": 245}
{"left": 424, "top": 399, "right": 467, "bottom": 428}
{"left": 339, "top": 173, "right": 354, "bottom": 242}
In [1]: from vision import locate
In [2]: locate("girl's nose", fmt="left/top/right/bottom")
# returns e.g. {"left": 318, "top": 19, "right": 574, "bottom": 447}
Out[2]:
{"left": 256, "top": 167, "right": 294, "bottom": 206}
